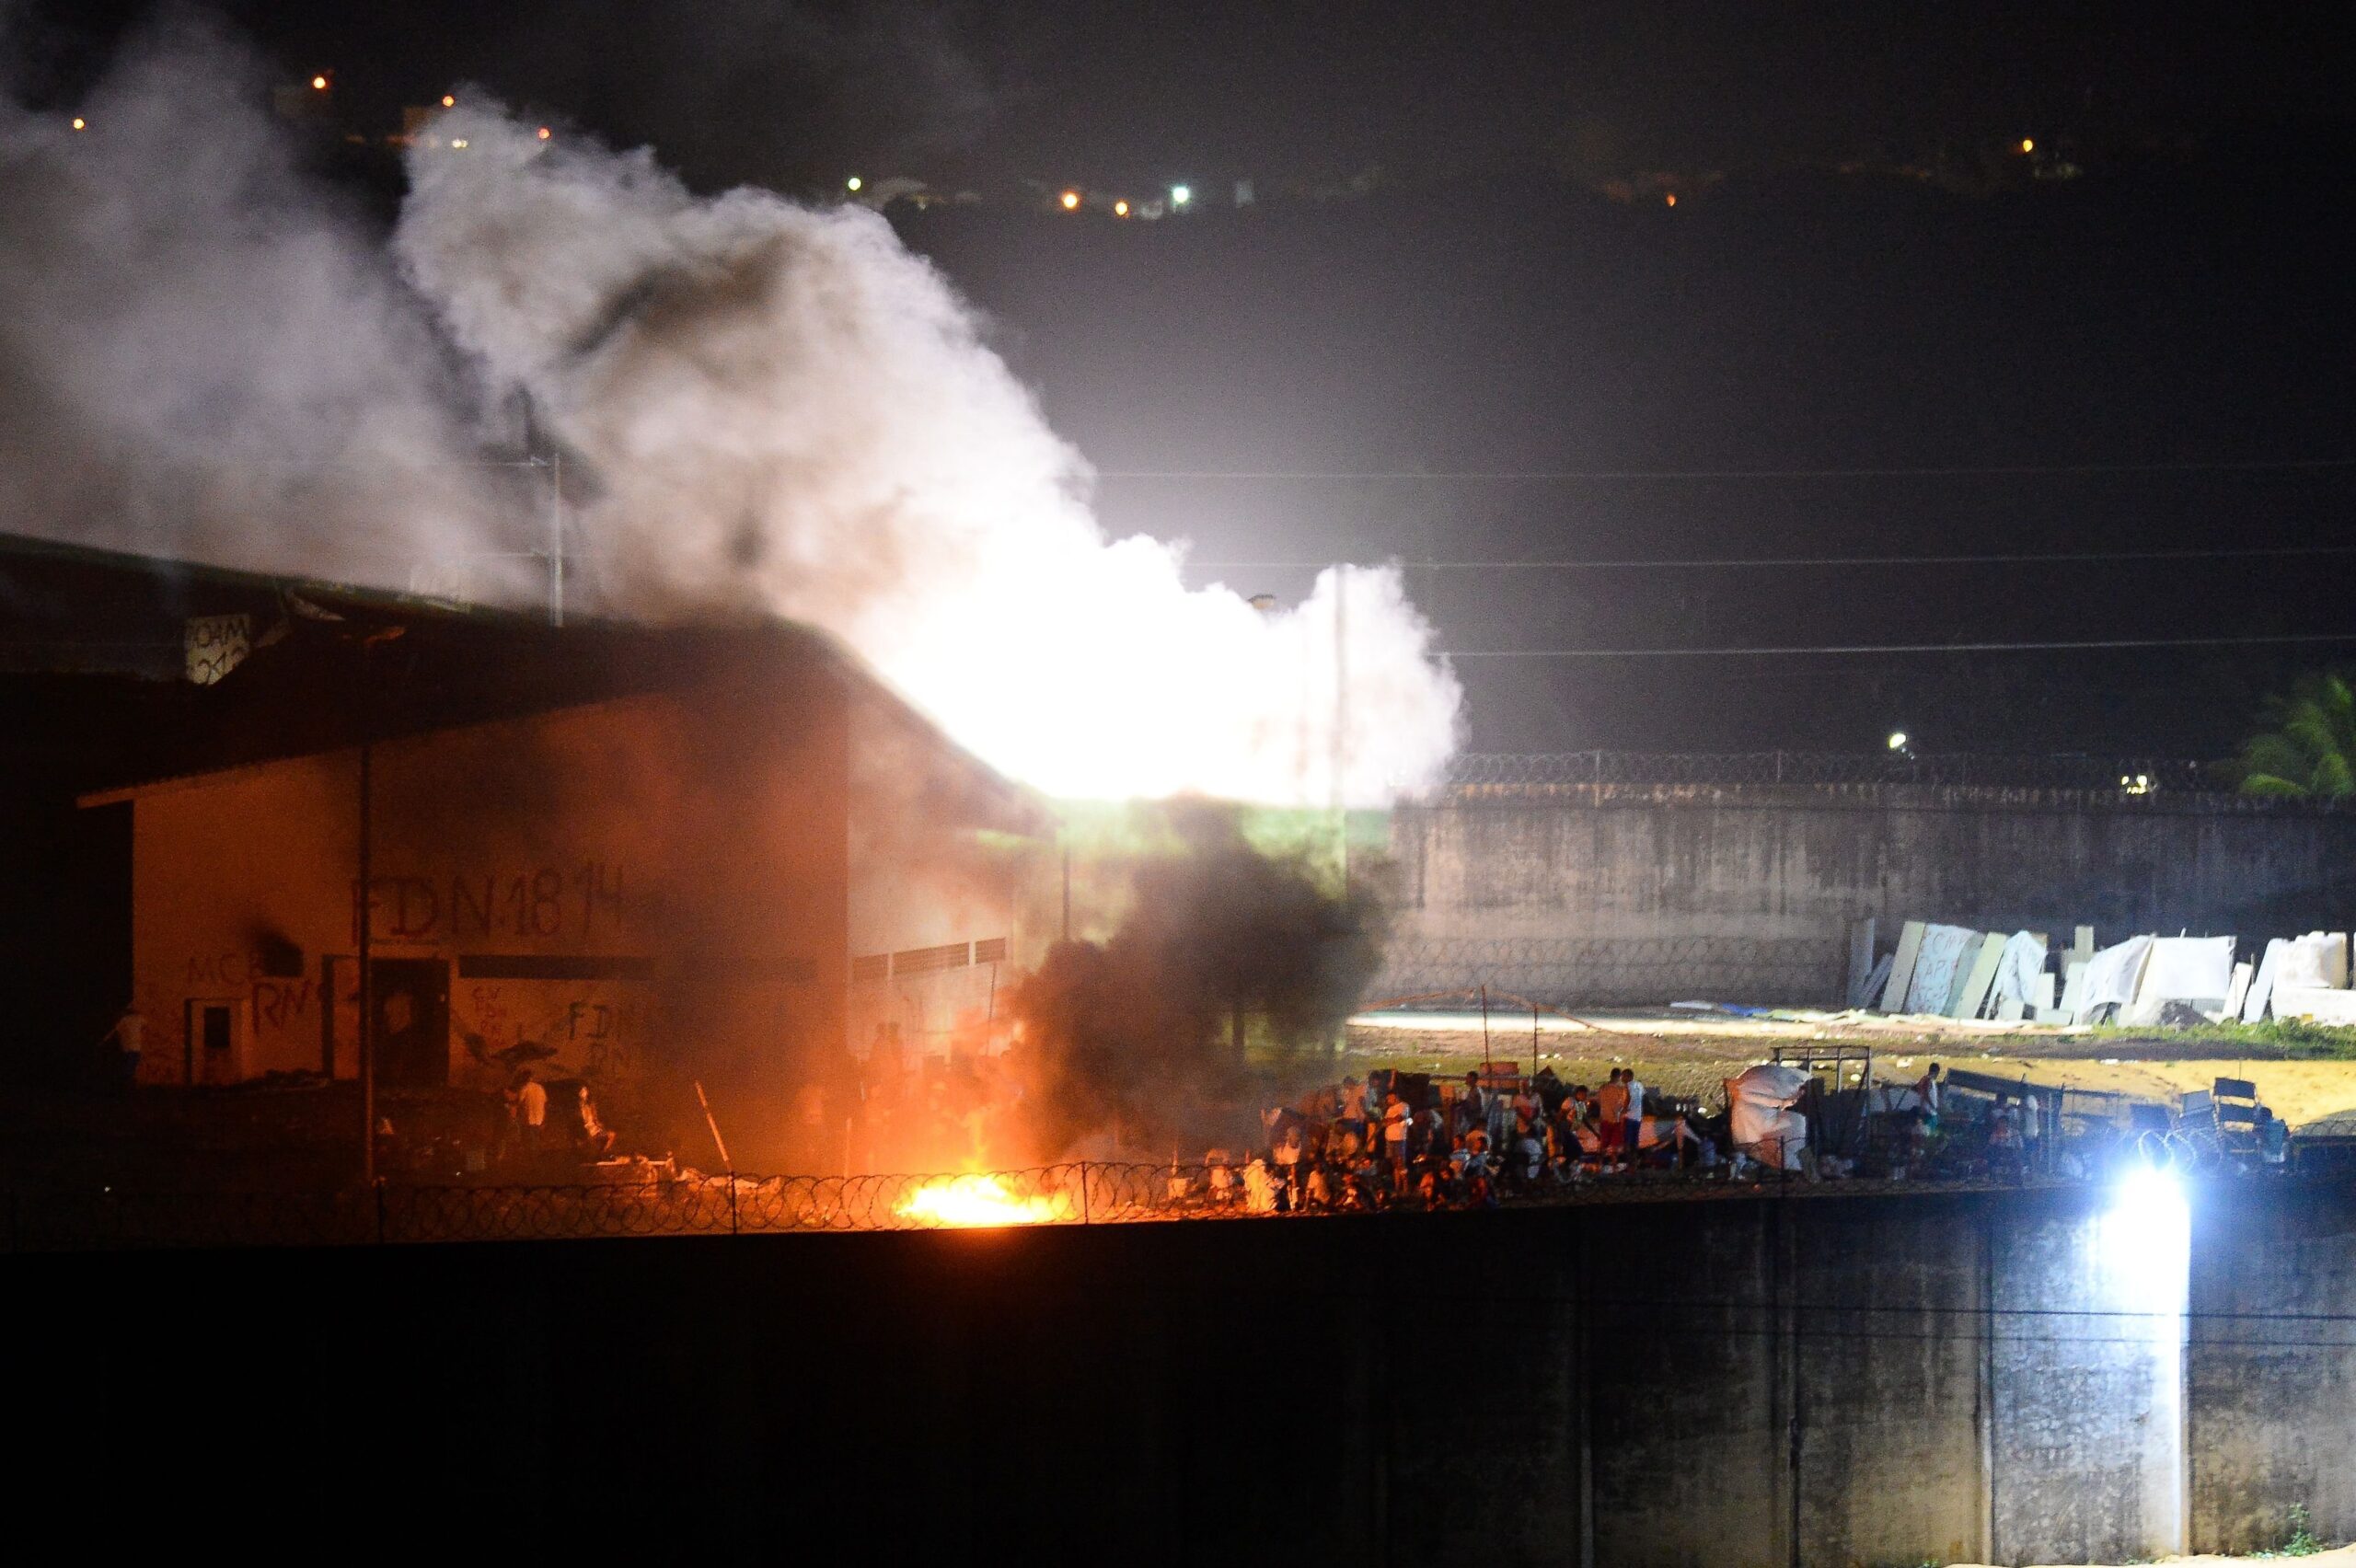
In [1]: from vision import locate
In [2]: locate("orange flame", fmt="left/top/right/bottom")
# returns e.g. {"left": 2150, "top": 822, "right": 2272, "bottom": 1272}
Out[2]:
{"left": 890, "top": 1168, "right": 1079, "bottom": 1224}
{"left": 895, "top": 1172, "right": 1073, "bottom": 1228}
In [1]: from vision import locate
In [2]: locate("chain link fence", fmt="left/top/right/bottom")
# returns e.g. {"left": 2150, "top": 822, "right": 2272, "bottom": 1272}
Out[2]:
{"left": 1440, "top": 752, "right": 2219, "bottom": 793}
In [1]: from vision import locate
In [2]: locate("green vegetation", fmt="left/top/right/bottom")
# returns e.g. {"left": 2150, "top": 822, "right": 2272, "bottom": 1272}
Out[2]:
{"left": 2234, "top": 670, "right": 2356, "bottom": 800}
{"left": 2080, "top": 1017, "right": 2356, "bottom": 1060}
{"left": 2251, "top": 1501, "right": 2325, "bottom": 1558}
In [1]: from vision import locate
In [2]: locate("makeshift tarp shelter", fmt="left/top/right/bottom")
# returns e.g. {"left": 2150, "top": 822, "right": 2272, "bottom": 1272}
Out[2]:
{"left": 2073, "top": 935, "right": 2154, "bottom": 1024}
{"left": 1727, "top": 1062, "right": 1811, "bottom": 1170}
{"left": 2121, "top": 936, "right": 2235, "bottom": 1025}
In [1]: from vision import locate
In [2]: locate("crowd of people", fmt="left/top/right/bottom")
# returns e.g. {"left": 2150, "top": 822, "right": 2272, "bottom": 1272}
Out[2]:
{"left": 1210, "top": 1065, "right": 1720, "bottom": 1213}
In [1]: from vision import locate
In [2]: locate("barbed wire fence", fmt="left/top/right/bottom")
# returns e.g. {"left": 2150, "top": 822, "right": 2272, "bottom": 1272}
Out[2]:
{"left": 11, "top": 1124, "right": 2286, "bottom": 1252}
{"left": 2, "top": 1152, "right": 2017, "bottom": 1252}
{"left": 1438, "top": 752, "right": 2223, "bottom": 793}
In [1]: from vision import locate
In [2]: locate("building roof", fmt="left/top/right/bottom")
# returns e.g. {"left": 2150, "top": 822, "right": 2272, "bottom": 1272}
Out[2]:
{"left": 0, "top": 532, "right": 1037, "bottom": 828}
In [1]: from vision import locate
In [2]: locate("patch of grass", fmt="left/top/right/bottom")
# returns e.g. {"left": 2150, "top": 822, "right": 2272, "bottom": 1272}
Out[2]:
{"left": 2082, "top": 1017, "right": 2356, "bottom": 1059}
{"left": 2251, "top": 1501, "right": 2325, "bottom": 1558}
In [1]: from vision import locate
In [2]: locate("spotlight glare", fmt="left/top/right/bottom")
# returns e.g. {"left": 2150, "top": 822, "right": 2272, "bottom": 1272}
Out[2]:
{"left": 311, "top": 75, "right": 329, "bottom": 91}
{"left": 846, "top": 175, "right": 862, "bottom": 191}
{"left": 1887, "top": 731, "right": 1907, "bottom": 751}
{"left": 1059, "top": 190, "right": 1080, "bottom": 211}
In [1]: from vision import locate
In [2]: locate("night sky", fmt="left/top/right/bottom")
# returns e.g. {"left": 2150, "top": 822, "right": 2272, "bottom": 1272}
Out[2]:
{"left": 12, "top": 1, "right": 2355, "bottom": 756}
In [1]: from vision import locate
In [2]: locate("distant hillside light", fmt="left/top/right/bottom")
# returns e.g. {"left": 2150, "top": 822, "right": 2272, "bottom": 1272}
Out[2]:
{"left": 71, "top": 116, "right": 86, "bottom": 131}
{"left": 1059, "top": 190, "right": 1080, "bottom": 210}
{"left": 441, "top": 94, "right": 456, "bottom": 109}
{"left": 1666, "top": 192, "right": 1677, "bottom": 207}
{"left": 1887, "top": 731, "right": 1908, "bottom": 751}
{"left": 2020, "top": 137, "right": 2035, "bottom": 154}
{"left": 1170, "top": 183, "right": 1191, "bottom": 207}
{"left": 846, "top": 175, "right": 862, "bottom": 191}
{"left": 311, "top": 75, "right": 329, "bottom": 91}
{"left": 537, "top": 126, "right": 552, "bottom": 141}
{"left": 1114, "top": 199, "right": 1130, "bottom": 216}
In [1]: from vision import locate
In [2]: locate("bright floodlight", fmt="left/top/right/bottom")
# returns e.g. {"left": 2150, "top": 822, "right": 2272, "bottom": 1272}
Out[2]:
{"left": 1114, "top": 199, "right": 1130, "bottom": 216}
{"left": 441, "top": 94, "right": 456, "bottom": 109}
{"left": 1887, "top": 731, "right": 1907, "bottom": 750}
{"left": 2020, "top": 137, "right": 2036, "bottom": 154}
{"left": 1059, "top": 190, "right": 1080, "bottom": 210}
{"left": 537, "top": 126, "right": 552, "bottom": 141}
{"left": 1171, "top": 184, "right": 1191, "bottom": 206}
{"left": 71, "top": 116, "right": 86, "bottom": 132}
{"left": 846, "top": 175, "right": 862, "bottom": 191}
{"left": 311, "top": 75, "right": 329, "bottom": 91}
{"left": 2102, "top": 1159, "right": 2190, "bottom": 1309}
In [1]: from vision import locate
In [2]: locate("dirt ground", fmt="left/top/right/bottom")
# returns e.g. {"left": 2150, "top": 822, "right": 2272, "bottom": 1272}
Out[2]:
{"left": 1947, "top": 1551, "right": 2356, "bottom": 1568}
{"left": 1345, "top": 1009, "right": 2356, "bottom": 1131}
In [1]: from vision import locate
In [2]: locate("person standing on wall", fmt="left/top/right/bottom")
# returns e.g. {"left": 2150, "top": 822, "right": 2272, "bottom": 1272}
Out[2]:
{"left": 102, "top": 1003, "right": 144, "bottom": 1093}
{"left": 1913, "top": 1062, "right": 1944, "bottom": 1126}
{"left": 1380, "top": 1089, "right": 1411, "bottom": 1194}
{"left": 513, "top": 1067, "right": 549, "bottom": 1160}
{"left": 1449, "top": 1069, "right": 1482, "bottom": 1143}
{"left": 1596, "top": 1069, "right": 1631, "bottom": 1172}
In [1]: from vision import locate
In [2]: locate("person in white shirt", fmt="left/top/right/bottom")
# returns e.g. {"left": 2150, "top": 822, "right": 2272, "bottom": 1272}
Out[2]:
{"left": 514, "top": 1068, "right": 549, "bottom": 1154}
{"left": 1623, "top": 1069, "right": 1647, "bottom": 1158}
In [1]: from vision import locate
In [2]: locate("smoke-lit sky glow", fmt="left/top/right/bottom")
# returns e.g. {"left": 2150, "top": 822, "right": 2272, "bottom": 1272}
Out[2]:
{"left": 0, "top": 29, "right": 1461, "bottom": 806}
{"left": 398, "top": 105, "right": 1460, "bottom": 804}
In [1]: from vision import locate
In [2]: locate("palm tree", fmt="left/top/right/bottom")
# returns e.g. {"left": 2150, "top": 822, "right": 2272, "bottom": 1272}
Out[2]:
{"left": 2235, "top": 671, "right": 2356, "bottom": 799}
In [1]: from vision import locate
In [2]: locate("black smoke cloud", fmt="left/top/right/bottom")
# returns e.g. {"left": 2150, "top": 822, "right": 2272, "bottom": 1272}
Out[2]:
{"left": 1010, "top": 803, "right": 1387, "bottom": 1159}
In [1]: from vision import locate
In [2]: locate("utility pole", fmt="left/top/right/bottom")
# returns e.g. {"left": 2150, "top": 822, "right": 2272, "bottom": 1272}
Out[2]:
{"left": 548, "top": 451, "right": 565, "bottom": 628}
{"left": 357, "top": 738, "right": 375, "bottom": 1188}
{"left": 1333, "top": 565, "right": 1349, "bottom": 888}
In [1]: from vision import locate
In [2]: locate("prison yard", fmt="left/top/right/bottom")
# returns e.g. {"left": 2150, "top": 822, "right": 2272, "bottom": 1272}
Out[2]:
{"left": 1346, "top": 1008, "right": 2356, "bottom": 1134}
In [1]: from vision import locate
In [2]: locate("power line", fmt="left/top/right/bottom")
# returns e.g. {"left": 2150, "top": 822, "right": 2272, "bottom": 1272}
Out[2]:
{"left": 1103, "top": 457, "right": 2356, "bottom": 481}
{"left": 1195, "top": 545, "right": 2356, "bottom": 571}
{"left": 1442, "top": 632, "right": 2356, "bottom": 658}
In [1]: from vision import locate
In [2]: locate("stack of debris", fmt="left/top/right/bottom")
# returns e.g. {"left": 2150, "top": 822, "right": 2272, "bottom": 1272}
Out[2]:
{"left": 1844, "top": 918, "right": 2356, "bottom": 1028}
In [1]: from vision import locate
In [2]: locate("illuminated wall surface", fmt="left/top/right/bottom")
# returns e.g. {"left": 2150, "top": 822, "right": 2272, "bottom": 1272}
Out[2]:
{"left": 109, "top": 651, "right": 1046, "bottom": 1147}
{"left": 26, "top": 1179, "right": 2352, "bottom": 1562}
{"left": 1385, "top": 787, "right": 2356, "bottom": 1006}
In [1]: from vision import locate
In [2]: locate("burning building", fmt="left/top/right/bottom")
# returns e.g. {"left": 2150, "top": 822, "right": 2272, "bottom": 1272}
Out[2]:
{"left": 56, "top": 548, "right": 1051, "bottom": 1167}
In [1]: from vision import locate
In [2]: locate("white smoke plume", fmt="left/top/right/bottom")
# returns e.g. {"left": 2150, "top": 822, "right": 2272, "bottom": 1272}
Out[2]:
{"left": 0, "top": 19, "right": 534, "bottom": 600}
{"left": 3, "top": 26, "right": 1461, "bottom": 805}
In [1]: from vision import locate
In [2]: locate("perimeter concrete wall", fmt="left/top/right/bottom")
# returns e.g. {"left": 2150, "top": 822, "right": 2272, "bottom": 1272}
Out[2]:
{"left": 22, "top": 1180, "right": 2356, "bottom": 1564}
{"left": 1379, "top": 785, "right": 2356, "bottom": 1006}
{"left": 2190, "top": 1181, "right": 2356, "bottom": 1553}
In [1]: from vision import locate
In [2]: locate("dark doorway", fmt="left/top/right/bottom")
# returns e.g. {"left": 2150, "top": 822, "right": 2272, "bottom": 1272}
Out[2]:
{"left": 370, "top": 959, "right": 450, "bottom": 1089}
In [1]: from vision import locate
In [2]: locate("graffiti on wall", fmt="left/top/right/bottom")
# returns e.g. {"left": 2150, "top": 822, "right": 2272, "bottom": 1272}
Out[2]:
{"left": 349, "top": 860, "right": 629, "bottom": 944}
{"left": 454, "top": 979, "right": 653, "bottom": 1085}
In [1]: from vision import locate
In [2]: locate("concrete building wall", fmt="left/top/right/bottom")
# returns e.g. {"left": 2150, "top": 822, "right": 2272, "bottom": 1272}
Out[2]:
{"left": 844, "top": 689, "right": 1044, "bottom": 1061}
{"left": 121, "top": 679, "right": 855, "bottom": 1116}
{"left": 2189, "top": 1181, "right": 2356, "bottom": 1553}
{"left": 1380, "top": 785, "right": 2356, "bottom": 1005}
{"left": 29, "top": 1179, "right": 2356, "bottom": 1563}
{"left": 1991, "top": 1189, "right": 2190, "bottom": 1563}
